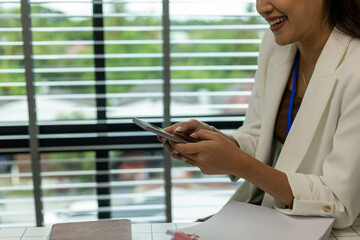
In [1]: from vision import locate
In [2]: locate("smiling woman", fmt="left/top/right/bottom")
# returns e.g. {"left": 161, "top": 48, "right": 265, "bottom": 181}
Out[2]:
{"left": 160, "top": 0, "right": 360, "bottom": 229}
{"left": 256, "top": 0, "right": 332, "bottom": 48}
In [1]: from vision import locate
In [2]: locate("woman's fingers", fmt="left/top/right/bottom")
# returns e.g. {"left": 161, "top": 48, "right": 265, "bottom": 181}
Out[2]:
{"left": 170, "top": 130, "right": 218, "bottom": 155}
{"left": 163, "top": 141, "right": 179, "bottom": 155}
{"left": 157, "top": 135, "right": 167, "bottom": 143}
{"left": 182, "top": 156, "right": 196, "bottom": 166}
{"left": 170, "top": 149, "right": 197, "bottom": 166}
{"left": 174, "top": 119, "right": 209, "bottom": 134}
{"left": 171, "top": 152, "right": 183, "bottom": 161}
{"left": 163, "top": 122, "right": 184, "bottom": 134}
{"left": 158, "top": 122, "right": 193, "bottom": 143}
{"left": 164, "top": 119, "right": 208, "bottom": 135}
{"left": 158, "top": 120, "right": 215, "bottom": 144}
{"left": 159, "top": 120, "right": 224, "bottom": 169}
{"left": 190, "top": 129, "right": 217, "bottom": 140}
{"left": 164, "top": 141, "right": 198, "bottom": 166}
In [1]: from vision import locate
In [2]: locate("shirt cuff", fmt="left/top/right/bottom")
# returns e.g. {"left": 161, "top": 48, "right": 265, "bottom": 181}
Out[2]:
{"left": 274, "top": 173, "right": 335, "bottom": 216}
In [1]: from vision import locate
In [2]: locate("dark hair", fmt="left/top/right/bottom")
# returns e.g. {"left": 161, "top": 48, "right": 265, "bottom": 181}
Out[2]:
{"left": 324, "top": 0, "right": 360, "bottom": 38}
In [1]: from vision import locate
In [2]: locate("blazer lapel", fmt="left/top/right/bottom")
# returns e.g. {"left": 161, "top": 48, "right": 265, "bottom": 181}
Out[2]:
{"left": 274, "top": 76, "right": 337, "bottom": 172}
{"left": 255, "top": 44, "right": 297, "bottom": 166}
{"left": 250, "top": 44, "right": 297, "bottom": 199}
{"left": 274, "top": 29, "right": 352, "bottom": 173}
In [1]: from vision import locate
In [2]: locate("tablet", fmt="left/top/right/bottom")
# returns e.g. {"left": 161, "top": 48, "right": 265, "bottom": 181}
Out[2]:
{"left": 132, "top": 117, "right": 188, "bottom": 143}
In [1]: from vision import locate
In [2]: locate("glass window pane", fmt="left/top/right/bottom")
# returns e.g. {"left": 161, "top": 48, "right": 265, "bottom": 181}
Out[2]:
{"left": 104, "top": 1, "right": 163, "bottom": 119}
{"left": 110, "top": 149, "right": 166, "bottom": 223}
{"left": 169, "top": 0, "right": 265, "bottom": 117}
{"left": 0, "top": 1, "right": 27, "bottom": 124}
{"left": 41, "top": 151, "right": 97, "bottom": 225}
{"left": 0, "top": 153, "right": 35, "bottom": 226}
{"left": 31, "top": 1, "right": 96, "bottom": 122}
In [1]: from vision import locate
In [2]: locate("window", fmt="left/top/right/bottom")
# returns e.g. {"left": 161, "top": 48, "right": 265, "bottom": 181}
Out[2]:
{"left": 0, "top": 0, "right": 266, "bottom": 227}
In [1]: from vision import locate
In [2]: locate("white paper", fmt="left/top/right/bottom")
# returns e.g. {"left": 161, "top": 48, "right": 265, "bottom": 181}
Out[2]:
{"left": 177, "top": 201, "right": 334, "bottom": 240}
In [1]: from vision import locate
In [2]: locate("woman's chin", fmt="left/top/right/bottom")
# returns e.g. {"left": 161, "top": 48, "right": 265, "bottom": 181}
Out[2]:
{"left": 273, "top": 36, "right": 293, "bottom": 46}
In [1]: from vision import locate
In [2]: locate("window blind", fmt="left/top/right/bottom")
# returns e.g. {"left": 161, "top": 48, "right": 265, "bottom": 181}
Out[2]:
{"left": 0, "top": 0, "right": 266, "bottom": 227}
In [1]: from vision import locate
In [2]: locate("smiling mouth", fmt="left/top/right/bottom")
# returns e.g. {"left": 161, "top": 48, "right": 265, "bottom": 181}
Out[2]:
{"left": 268, "top": 16, "right": 288, "bottom": 27}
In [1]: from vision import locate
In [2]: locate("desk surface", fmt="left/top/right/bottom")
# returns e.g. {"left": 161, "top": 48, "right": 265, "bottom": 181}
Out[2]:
{"left": 0, "top": 217, "right": 359, "bottom": 240}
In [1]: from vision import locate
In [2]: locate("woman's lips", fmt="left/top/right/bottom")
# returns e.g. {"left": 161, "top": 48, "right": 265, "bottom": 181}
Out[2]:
{"left": 266, "top": 16, "right": 288, "bottom": 32}
{"left": 270, "top": 18, "right": 287, "bottom": 31}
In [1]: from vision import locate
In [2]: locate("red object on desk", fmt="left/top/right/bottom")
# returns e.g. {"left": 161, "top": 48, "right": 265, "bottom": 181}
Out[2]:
{"left": 174, "top": 231, "right": 198, "bottom": 240}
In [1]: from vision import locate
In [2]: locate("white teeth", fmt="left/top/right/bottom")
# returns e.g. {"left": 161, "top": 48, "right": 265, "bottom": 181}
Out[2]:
{"left": 268, "top": 17, "right": 287, "bottom": 27}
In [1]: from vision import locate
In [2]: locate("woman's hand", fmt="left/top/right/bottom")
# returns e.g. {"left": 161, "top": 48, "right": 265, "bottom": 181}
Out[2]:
{"left": 157, "top": 120, "right": 215, "bottom": 164}
{"left": 157, "top": 119, "right": 239, "bottom": 166}
{"left": 171, "top": 129, "right": 248, "bottom": 176}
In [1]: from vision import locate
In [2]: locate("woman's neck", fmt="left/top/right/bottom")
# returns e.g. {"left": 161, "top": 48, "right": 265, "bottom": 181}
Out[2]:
{"left": 297, "top": 26, "right": 333, "bottom": 74}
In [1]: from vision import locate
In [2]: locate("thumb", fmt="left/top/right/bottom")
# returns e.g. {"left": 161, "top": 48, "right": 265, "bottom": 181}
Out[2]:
{"left": 190, "top": 129, "right": 216, "bottom": 141}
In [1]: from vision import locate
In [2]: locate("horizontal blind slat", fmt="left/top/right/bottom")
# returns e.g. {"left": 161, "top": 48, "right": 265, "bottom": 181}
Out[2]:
{"left": 27, "top": 39, "right": 262, "bottom": 46}
{"left": 26, "top": 25, "right": 267, "bottom": 32}
{"left": 29, "top": 52, "right": 258, "bottom": 60}
{"left": 0, "top": 78, "right": 254, "bottom": 87}
{"left": 28, "top": 65, "right": 257, "bottom": 74}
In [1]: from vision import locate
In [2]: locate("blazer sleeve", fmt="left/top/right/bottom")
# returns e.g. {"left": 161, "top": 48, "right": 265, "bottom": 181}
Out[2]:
{"left": 275, "top": 48, "right": 360, "bottom": 228}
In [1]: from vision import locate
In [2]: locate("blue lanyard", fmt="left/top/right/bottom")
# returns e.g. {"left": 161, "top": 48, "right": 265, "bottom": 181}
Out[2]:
{"left": 286, "top": 50, "right": 300, "bottom": 136}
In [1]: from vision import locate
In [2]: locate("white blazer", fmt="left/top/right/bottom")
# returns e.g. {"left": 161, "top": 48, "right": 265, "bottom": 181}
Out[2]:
{"left": 229, "top": 28, "right": 360, "bottom": 229}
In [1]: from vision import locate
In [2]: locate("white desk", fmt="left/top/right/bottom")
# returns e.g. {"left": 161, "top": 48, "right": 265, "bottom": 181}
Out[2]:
{"left": 0, "top": 218, "right": 360, "bottom": 240}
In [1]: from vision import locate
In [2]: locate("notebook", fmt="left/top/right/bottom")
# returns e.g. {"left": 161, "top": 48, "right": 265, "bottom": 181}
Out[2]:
{"left": 48, "top": 219, "right": 132, "bottom": 240}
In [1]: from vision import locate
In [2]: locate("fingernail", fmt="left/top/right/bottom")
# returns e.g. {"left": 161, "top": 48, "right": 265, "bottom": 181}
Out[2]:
{"left": 175, "top": 126, "right": 182, "bottom": 132}
{"left": 173, "top": 149, "right": 179, "bottom": 154}
{"left": 190, "top": 132, "right": 196, "bottom": 137}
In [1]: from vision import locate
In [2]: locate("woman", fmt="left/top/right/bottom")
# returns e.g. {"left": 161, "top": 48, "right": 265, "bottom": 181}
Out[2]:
{"left": 159, "top": 0, "right": 360, "bottom": 228}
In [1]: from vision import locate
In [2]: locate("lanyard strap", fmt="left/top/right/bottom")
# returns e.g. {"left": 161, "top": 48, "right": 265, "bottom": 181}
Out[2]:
{"left": 286, "top": 50, "right": 300, "bottom": 136}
